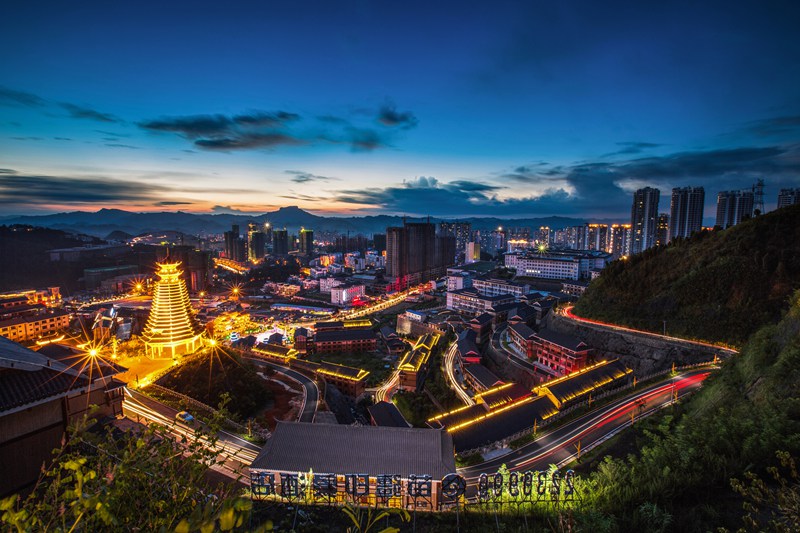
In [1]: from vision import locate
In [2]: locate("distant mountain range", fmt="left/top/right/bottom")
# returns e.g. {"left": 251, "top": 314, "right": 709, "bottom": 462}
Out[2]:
{"left": 0, "top": 206, "right": 620, "bottom": 239}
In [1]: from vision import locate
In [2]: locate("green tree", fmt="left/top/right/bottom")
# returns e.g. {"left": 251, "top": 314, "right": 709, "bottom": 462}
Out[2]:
{"left": 1, "top": 411, "right": 268, "bottom": 532}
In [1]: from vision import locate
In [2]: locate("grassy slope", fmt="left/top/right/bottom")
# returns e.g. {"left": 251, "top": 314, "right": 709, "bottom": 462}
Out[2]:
{"left": 574, "top": 205, "right": 800, "bottom": 346}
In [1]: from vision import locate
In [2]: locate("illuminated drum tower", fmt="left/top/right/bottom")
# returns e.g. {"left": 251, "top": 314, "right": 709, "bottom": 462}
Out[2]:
{"left": 142, "top": 262, "right": 203, "bottom": 359}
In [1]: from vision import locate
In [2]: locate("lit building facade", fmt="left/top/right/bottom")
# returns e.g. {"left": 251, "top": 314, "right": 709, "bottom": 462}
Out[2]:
{"left": 608, "top": 224, "right": 631, "bottom": 259}
{"left": 299, "top": 228, "right": 314, "bottom": 256}
{"left": 532, "top": 329, "right": 592, "bottom": 376}
{"left": 0, "top": 310, "right": 71, "bottom": 343}
{"left": 656, "top": 213, "right": 670, "bottom": 247}
{"left": 331, "top": 284, "right": 365, "bottom": 306}
{"left": 141, "top": 262, "right": 203, "bottom": 359}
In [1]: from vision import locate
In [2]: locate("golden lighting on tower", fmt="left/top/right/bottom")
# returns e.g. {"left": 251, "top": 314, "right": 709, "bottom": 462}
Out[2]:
{"left": 141, "top": 262, "right": 203, "bottom": 359}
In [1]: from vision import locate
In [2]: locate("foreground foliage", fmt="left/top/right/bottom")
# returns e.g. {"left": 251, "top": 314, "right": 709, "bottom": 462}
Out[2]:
{"left": 0, "top": 414, "right": 265, "bottom": 532}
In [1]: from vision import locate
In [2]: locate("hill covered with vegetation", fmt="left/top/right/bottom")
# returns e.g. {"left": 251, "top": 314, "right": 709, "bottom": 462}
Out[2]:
{"left": 583, "top": 290, "right": 800, "bottom": 531}
{"left": 574, "top": 205, "right": 800, "bottom": 346}
{"left": 157, "top": 349, "right": 272, "bottom": 420}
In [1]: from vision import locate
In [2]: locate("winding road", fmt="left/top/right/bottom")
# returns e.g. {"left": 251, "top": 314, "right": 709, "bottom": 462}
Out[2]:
{"left": 458, "top": 368, "right": 712, "bottom": 486}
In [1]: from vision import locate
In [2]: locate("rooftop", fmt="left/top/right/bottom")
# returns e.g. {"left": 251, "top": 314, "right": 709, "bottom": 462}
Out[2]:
{"left": 534, "top": 328, "right": 588, "bottom": 352}
{"left": 538, "top": 359, "right": 632, "bottom": 406}
{"left": 367, "top": 401, "right": 410, "bottom": 428}
{"left": 464, "top": 364, "right": 502, "bottom": 390}
{"left": 509, "top": 322, "right": 536, "bottom": 339}
{"left": 314, "top": 329, "right": 378, "bottom": 343}
{"left": 251, "top": 421, "right": 456, "bottom": 478}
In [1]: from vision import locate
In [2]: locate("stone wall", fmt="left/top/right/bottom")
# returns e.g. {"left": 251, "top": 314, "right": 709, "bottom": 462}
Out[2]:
{"left": 544, "top": 312, "right": 726, "bottom": 375}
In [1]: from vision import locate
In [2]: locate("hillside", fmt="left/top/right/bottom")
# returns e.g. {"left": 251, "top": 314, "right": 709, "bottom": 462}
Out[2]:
{"left": 574, "top": 204, "right": 800, "bottom": 346}
{"left": 586, "top": 291, "right": 800, "bottom": 531}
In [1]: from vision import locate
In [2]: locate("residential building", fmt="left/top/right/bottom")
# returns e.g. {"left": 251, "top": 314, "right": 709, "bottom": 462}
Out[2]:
{"left": 224, "top": 225, "right": 246, "bottom": 262}
{"left": 0, "top": 310, "right": 71, "bottom": 343}
{"left": 777, "top": 188, "right": 800, "bottom": 209}
{"left": 465, "top": 241, "right": 480, "bottom": 263}
{"left": 504, "top": 253, "right": 581, "bottom": 280}
{"left": 656, "top": 213, "right": 670, "bottom": 247}
{"left": 247, "top": 222, "right": 266, "bottom": 262}
{"left": 716, "top": 190, "right": 754, "bottom": 228}
{"left": 397, "top": 334, "right": 438, "bottom": 392}
{"left": 272, "top": 228, "right": 289, "bottom": 256}
{"left": 438, "top": 222, "right": 471, "bottom": 263}
{"left": 608, "top": 224, "right": 631, "bottom": 259}
{"left": 630, "top": 187, "right": 660, "bottom": 254}
{"left": 669, "top": 186, "right": 705, "bottom": 241}
{"left": 532, "top": 329, "right": 592, "bottom": 376}
{"left": 471, "top": 277, "right": 530, "bottom": 299}
{"left": 446, "top": 288, "right": 515, "bottom": 315}
{"left": 463, "top": 364, "right": 502, "bottom": 392}
{"left": 508, "top": 322, "right": 536, "bottom": 359}
{"left": 386, "top": 221, "right": 455, "bottom": 291}
{"left": 298, "top": 228, "right": 314, "bottom": 256}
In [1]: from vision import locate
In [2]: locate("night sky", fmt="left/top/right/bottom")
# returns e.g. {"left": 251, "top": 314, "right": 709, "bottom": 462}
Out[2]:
{"left": 1, "top": 1, "right": 799, "bottom": 221}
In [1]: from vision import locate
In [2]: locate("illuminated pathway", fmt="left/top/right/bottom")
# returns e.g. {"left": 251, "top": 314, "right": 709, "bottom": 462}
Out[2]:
{"left": 443, "top": 340, "right": 474, "bottom": 405}
{"left": 459, "top": 368, "right": 712, "bottom": 487}
{"left": 562, "top": 306, "right": 738, "bottom": 355}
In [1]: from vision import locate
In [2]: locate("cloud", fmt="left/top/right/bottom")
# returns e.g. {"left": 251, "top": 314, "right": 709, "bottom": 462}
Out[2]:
{"left": 329, "top": 144, "right": 800, "bottom": 217}
{"left": 195, "top": 133, "right": 304, "bottom": 150}
{"left": 0, "top": 173, "right": 255, "bottom": 209}
{"left": 139, "top": 114, "right": 233, "bottom": 138}
{"left": 140, "top": 103, "right": 415, "bottom": 153}
{"left": 59, "top": 103, "right": 121, "bottom": 123}
{"left": 377, "top": 104, "right": 418, "bottom": 129}
{"left": 741, "top": 115, "right": 800, "bottom": 139}
{"left": 0, "top": 174, "right": 172, "bottom": 206}
{"left": 285, "top": 170, "right": 338, "bottom": 183}
{"left": 604, "top": 142, "right": 664, "bottom": 157}
{"left": 233, "top": 111, "right": 299, "bottom": 126}
{"left": 53, "top": 137, "right": 73, "bottom": 141}
{"left": 0, "top": 86, "right": 46, "bottom": 107}
{"left": 105, "top": 143, "right": 140, "bottom": 149}
{"left": 210, "top": 205, "right": 264, "bottom": 215}
{"left": 156, "top": 201, "right": 192, "bottom": 206}
{"left": 0, "top": 168, "right": 17, "bottom": 174}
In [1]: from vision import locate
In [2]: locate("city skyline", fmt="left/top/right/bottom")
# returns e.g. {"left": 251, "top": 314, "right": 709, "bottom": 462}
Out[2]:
{"left": 2, "top": 1, "right": 800, "bottom": 220}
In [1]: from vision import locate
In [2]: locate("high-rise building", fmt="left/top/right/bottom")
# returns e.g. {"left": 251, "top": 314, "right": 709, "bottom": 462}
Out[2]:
{"left": 141, "top": 262, "right": 203, "bottom": 359}
{"left": 669, "top": 187, "right": 705, "bottom": 242}
{"left": 608, "top": 224, "right": 631, "bottom": 259}
{"left": 223, "top": 224, "right": 246, "bottom": 262}
{"left": 716, "top": 190, "right": 754, "bottom": 229}
{"left": 247, "top": 222, "right": 266, "bottom": 262}
{"left": 537, "top": 226, "right": 551, "bottom": 245}
{"left": 466, "top": 241, "right": 480, "bottom": 263}
{"left": 584, "top": 224, "right": 609, "bottom": 251}
{"left": 372, "top": 233, "right": 386, "bottom": 252}
{"left": 777, "top": 188, "right": 800, "bottom": 209}
{"left": 656, "top": 213, "right": 670, "bottom": 247}
{"left": 386, "top": 220, "right": 454, "bottom": 290}
{"left": 272, "top": 228, "right": 289, "bottom": 256}
{"left": 299, "top": 228, "right": 314, "bottom": 256}
{"left": 438, "top": 222, "right": 471, "bottom": 263}
{"left": 630, "top": 187, "right": 660, "bottom": 254}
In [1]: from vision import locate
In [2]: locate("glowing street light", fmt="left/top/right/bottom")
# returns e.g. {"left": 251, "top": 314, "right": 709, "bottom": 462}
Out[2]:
{"left": 89, "top": 348, "right": 98, "bottom": 357}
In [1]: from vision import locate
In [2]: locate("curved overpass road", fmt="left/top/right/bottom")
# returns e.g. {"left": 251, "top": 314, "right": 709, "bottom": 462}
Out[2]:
{"left": 246, "top": 358, "right": 319, "bottom": 423}
{"left": 459, "top": 368, "right": 712, "bottom": 485}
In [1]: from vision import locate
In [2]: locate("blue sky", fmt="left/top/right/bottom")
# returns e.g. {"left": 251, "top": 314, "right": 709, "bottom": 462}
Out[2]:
{"left": 1, "top": 0, "right": 799, "bottom": 220}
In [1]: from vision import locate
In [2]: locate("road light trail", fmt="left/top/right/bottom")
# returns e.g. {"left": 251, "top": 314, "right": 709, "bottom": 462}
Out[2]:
{"left": 443, "top": 340, "right": 474, "bottom": 405}
{"left": 562, "top": 306, "right": 738, "bottom": 355}
{"left": 123, "top": 389, "right": 259, "bottom": 477}
{"left": 458, "top": 369, "right": 711, "bottom": 485}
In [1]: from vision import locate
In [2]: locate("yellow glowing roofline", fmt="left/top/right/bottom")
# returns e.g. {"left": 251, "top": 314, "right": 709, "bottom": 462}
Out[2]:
{"left": 427, "top": 403, "right": 479, "bottom": 422}
{"left": 473, "top": 382, "right": 514, "bottom": 402}
{"left": 535, "top": 359, "right": 612, "bottom": 389}
{"left": 447, "top": 395, "right": 557, "bottom": 433}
